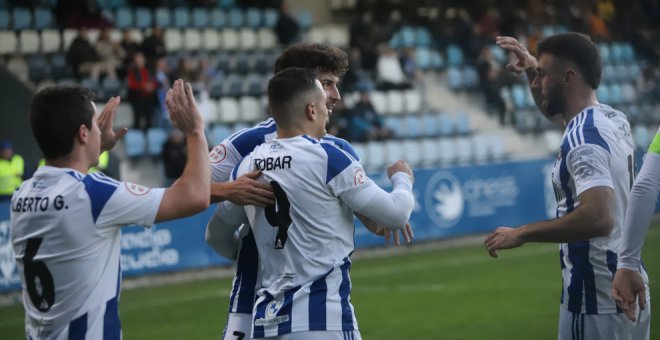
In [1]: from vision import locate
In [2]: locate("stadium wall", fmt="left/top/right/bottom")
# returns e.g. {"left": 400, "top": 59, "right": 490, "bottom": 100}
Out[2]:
{"left": 1, "top": 155, "right": 657, "bottom": 293}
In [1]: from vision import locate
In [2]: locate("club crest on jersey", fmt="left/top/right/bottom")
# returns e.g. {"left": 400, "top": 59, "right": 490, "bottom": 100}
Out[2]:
{"left": 354, "top": 169, "right": 366, "bottom": 185}
{"left": 210, "top": 145, "right": 227, "bottom": 163}
{"left": 255, "top": 298, "right": 289, "bottom": 326}
{"left": 125, "top": 182, "right": 151, "bottom": 196}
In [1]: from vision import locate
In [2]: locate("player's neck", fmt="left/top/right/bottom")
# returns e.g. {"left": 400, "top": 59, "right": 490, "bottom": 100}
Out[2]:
{"left": 45, "top": 151, "right": 90, "bottom": 174}
{"left": 276, "top": 126, "right": 320, "bottom": 140}
{"left": 562, "top": 89, "right": 598, "bottom": 124}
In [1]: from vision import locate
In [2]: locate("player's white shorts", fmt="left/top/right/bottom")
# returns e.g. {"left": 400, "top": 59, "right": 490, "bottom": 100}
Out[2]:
{"left": 222, "top": 313, "right": 252, "bottom": 340}
{"left": 261, "top": 330, "right": 362, "bottom": 340}
{"left": 558, "top": 304, "right": 650, "bottom": 340}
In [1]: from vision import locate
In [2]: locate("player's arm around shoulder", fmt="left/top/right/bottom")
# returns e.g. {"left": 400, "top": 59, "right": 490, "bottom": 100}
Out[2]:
{"left": 156, "top": 80, "right": 210, "bottom": 222}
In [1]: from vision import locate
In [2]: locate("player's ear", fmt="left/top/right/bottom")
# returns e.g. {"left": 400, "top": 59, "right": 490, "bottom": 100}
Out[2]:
{"left": 305, "top": 102, "right": 316, "bottom": 121}
{"left": 563, "top": 68, "right": 576, "bottom": 84}
{"left": 77, "top": 124, "right": 90, "bottom": 144}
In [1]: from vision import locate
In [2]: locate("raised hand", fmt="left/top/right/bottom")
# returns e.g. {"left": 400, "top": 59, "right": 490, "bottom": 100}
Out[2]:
{"left": 98, "top": 96, "right": 128, "bottom": 152}
{"left": 495, "top": 36, "right": 538, "bottom": 74}
{"left": 165, "top": 79, "right": 204, "bottom": 135}
{"left": 387, "top": 160, "right": 414, "bottom": 182}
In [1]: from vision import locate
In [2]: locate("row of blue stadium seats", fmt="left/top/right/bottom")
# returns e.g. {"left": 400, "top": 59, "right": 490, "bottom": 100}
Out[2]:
{"left": 0, "top": 26, "right": 281, "bottom": 55}
{"left": 382, "top": 113, "right": 472, "bottom": 139}
{"left": 0, "top": 0, "right": 239, "bottom": 10}
{"left": 342, "top": 89, "right": 424, "bottom": 116}
{"left": 352, "top": 134, "right": 507, "bottom": 170}
{"left": 446, "top": 66, "right": 479, "bottom": 91}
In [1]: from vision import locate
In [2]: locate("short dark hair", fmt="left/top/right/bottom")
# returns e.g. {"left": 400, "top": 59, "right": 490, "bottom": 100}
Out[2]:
{"left": 268, "top": 68, "right": 319, "bottom": 125}
{"left": 537, "top": 32, "right": 601, "bottom": 89}
{"left": 30, "top": 85, "right": 95, "bottom": 159}
{"left": 274, "top": 43, "right": 349, "bottom": 77}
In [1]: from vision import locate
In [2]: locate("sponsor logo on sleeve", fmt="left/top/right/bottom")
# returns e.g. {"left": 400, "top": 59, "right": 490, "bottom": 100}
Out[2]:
{"left": 125, "top": 182, "right": 151, "bottom": 196}
{"left": 210, "top": 144, "right": 227, "bottom": 163}
{"left": 354, "top": 169, "right": 366, "bottom": 186}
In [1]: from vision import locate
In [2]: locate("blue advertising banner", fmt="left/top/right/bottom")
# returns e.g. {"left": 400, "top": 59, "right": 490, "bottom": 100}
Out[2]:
{"left": 2, "top": 155, "right": 659, "bottom": 293}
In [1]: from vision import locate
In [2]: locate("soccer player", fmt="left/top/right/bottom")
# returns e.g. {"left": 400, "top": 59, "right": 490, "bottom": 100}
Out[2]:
{"left": 212, "top": 67, "right": 414, "bottom": 339}
{"left": 11, "top": 80, "right": 210, "bottom": 339}
{"left": 484, "top": 33, "right": 649, "bottom": 339}
{"left": 612, "top": 126, "right": 659, "bottom": 322}
{"left": 205, "top": 43, "right": 412, "bottom": 340}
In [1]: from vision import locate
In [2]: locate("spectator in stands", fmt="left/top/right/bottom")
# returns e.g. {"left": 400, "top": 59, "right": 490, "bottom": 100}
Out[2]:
{"left": 344, "top": 91, "right": 394, "bottom": 142}
{"left": 349, "top": 11, "right": 380, "bottom": 71}
{"left": 476, "top": 45, "right": 509, "bottom": 125}
{"left": 95, "top": 29, "right": 125, "bottom": 78}
{"left": 341, "top": 48, "right": 374, "bottom": 93}
{"left": 400, "top": 47, "right": 420, "bottom": 83}
{"left": 637, "top": 65, "right": 659, "bottom": 104}
{"left": 274, "top": 2, "right": 302, "bottom": 46}
{"left": 161, "top": 129, "right": 187, "bottom": 187}
{"left": 155, "top": 57, "right": 172, "bottom": 129}
{"left": 376, "top": 46, "right": 412, "bottom": 90}
{"left": 55, "top": 0, "right": 112, "bottom": 29}
{"left": 198, "top": 56, "right": 221, "bottom": 91}
{"left": 170, "top": 57, "right": 198, "bottom": 84}
{"left": 142, "top": 26, "right": 166, "bottom": 67}
{"left": 66, "top": 28, "right": 117, "bottom": 82}
{"left": 127, "top": 52, "right": 158, "bottom": 131}
{"left": 0, "top": 141, "right": 23, "bottom": 201}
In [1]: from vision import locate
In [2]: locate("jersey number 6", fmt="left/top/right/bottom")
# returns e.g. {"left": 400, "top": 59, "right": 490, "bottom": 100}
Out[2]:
{"left": 24, "top": 238, "right": 55, "bottom": 312}
{"left": 265, "top": 181, "right": 292, "bottom": 249}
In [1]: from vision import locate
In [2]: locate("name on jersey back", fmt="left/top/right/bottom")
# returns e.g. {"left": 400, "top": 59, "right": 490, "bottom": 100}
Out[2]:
{"left": 254, "top": 156, "right": 292, "bottom": 171}
{"left": 12, "top": 195, "right": 67, "bottom": 213}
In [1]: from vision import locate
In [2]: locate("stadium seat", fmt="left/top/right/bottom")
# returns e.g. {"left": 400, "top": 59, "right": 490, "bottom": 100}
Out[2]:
{"left": 327, "top": 25, "right": 349, "bottom": 48}
{"left": 211, "top": 124, "right": 232, "bottom": 145}
{"left": 633, "top": 125, "right": 650, "bottom": 150}
{"left": 438, "top": 113, "right": 454, "bottom": 136}
{"left": 610, "top": 43, "right": 623, "bottom": 63}
{"left": 245, "top": 7, "right": 261, "bottom": 28}
{"left": 404, "top": 115, "right": 423, "bottom": 138}
{"left": 183, "top": 29, "right": 202, "bottom": 51}
{"left": 34, "top": 8, "right": 55, "bottom": 30}
{"left": 147, "top": 127, "right": 168, "bottom": 156}
{"left": 202, "top": 28, "right": 221, "bottom": 50}
{"left": 114, "top": 7, "right": 133, "bottom": 29}
{"left": 621, "top": 42, "right": 635, "bottom": 63}
{"left": 511, "top": 84, "right": 526, "bottom": 108}
{"left": 102, "top": 77, "right": 122, "bottom": 99}
{"left": 164, "top": 29, "right": 183, "bottom": 52}
{"left": 192, "top": 8, "right": 209, "bottom": 29}
{"left": 609, "top": 83, "right": 622, "bottom": 104}
{"left": 36, "top": 79, "right": 56, "bottom": 92}
{"left": 596, "top": 84, "right": 611, "bottom": 104}
{"left": 263, "top": 8, "right": 277, "bottom": 28}
{"left": 0, "top": 31, "right": 17, "bottom": 54}
{"left": 387, "top": 90, "right": 404, "bottom": 115}
{"left": 217, "top": 0, "right": 235, "bottom": 9}
{"left": 12, "top": 8, "right": 31, "bottom": 30}
{"left": 384, "top": 140, "right": 403, "bottom": 165}
{"left": 399, "top": 26, "right": 415, "bottom": 47}
{"left": 415, "top": 47, "right": 432, "bottom": 70}
{"left": 420, "top": 138, "right": 440, "bottom": 166}
{"left": 228, "top": 8, "right": 244, "bottom": 28}
{"left": 7, "top": 56, "right": 28, "bottom": 82}
{"left": 403, "top": 89, "right": 422, "bottom": 114}
{"left": 239, "top": 28, "right": 257, "bottom": 50}
{"left": 81, "top": 78, "right": 100, "bottom": 96}
{"left": 124, "top": 130, "right": 146, "bottom": 158}
{"left": 472, "top": 134, "right": 489, "bottom": 163}
{"left": 222, "top": 29, "right": 239, "bottom": 50}
{"left": 40, "top": 29, "right": 60, "bottom": 53}
{"left": 218, "top": 97, "right": 240, "bottom": 124}
{"left": 369, "top": 91, "right": 388, "bottom": 115}
{"left": 421, "top": 114, "right": 438, "bottom": 137}
{"left": 209, "top": 9, "right": 226, "bottom": 29}
{"left": 415, "top": 27, "right": 432, "bottom": 47}
{"left": 446, "top": 44, "right": 464, "bottom": 67}
{"left": 62, "top": 29, "right": 77, "bottom": 50}
{"left": 461, "top": 66, "right": 479, "bottom": 90}
{"left": 173, "top": 7, "right": 190, "bottom": 29}
{"left": 0, "top": 10, "right": 9, "bottom": 29}
{"left": 244, "top": 73, "right": 264, "bottom": 96}
{"left": 18, "top": 30, "right": 39, "bottom": 54}
{"left": 598, "top": 43, "right": 611, "bottom": 64}
{"left": 454, "top": 137, "right": 473, "bottom": 163}
{"left": 602, "top": 64, "right": 616, "bottom": 83}
{"left": 542, "top": 130, "right": 563, "bottom": 155}
{"left": 257, "top": 28, "right": 277, "bottom": 50}
{"left": 383, "top": 116, "right": 404, "bottom": 138}
{"left": 214, "top": 51, "right": 231, "bottom": 73}
{"left": 490, "top": 135, "right": 507, "bottom": 161}
{"left": 620, "top": 83, "right": 636, "bottom": 103}
{"left": 134, "top": 7, "right": 152, "bottom": 29}
{"left": 27, "top": 54, "right": 48, "bottom": 81}
{"left": 154, "top": 8, "right": 171, "bottom": 27}
{"left": 307, "top": 27, "right": 326, "bottom": 44}
{"left": 294, "top": 10, "right": 313, "bottom": 30}
{"left": 456, "top": 114, "right": 471, "bottom": 135}
{"left": 49, "top": 52, "right": 74, "bottom": 79}
{"left": 447, "top": 67, "right": 462, "bottom": 91}
{"left": 438, "top": 138, "right": 456, "bottom": 165}
{"left": 239, "top": 96, "right": 263, "bottom": 122}
{"left": 365, "top": 141, "right": 386, "bottom": 170}
{"left": 231, "top": 122, "right": 249, "bottom": 134}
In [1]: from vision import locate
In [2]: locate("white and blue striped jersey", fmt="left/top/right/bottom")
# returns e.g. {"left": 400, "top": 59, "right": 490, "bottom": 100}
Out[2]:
{"left": 209, "top": 118, "right": 359, "bottom": 315}
{"left": 551, "top": 104, "right": 640, "bottom": 315}
{"left": 229, "top": 135, "right": 370, "bottom": 337}
{"left": 11, "top": 166, "right": 164, "bottom": 339}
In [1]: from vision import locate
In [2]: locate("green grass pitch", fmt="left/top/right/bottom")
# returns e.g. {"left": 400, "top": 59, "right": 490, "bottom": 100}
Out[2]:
{"left": 2, "top": 224, "right": 659, "bottom": 339}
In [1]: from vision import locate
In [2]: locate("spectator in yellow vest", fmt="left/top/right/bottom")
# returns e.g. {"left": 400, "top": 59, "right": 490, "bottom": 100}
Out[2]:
{"left": 0, "top": 141, "right": 24, "bottom": 200}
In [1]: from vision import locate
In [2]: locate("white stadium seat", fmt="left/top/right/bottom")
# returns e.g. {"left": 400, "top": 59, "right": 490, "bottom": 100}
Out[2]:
{"left": 387, "top": 90, "right": 405, "bottom": 115}
{"left": 164, "top": 29, "right": 183, "bottom": 52}
{"left": 202, "top": 29, "right": 221, "bottom": 50}
{"left": 257, "top": 28, "right": 277, "bottom": 50}
{"left": 239, "top": 96, "right": 263, "bottom": 122}
{"left": 239, "top": 28, "right": 257, "bottom": 50}
{"left": 19, "top": 30, "right": 39, "bottom": 54}
{"left": 40, "top": 29, "right": 60, "bottom": 53}
{"left": 222, "top": 29, "right": 240, "bottom": 51}
{"left": 183, "top": 29, "right": 202, "bottom": 51}
{"left": 0, "top": 31, "right": 17, "bottom": 54}
{"left": 218, "top": 97, "right": 240, "bottom": 124}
